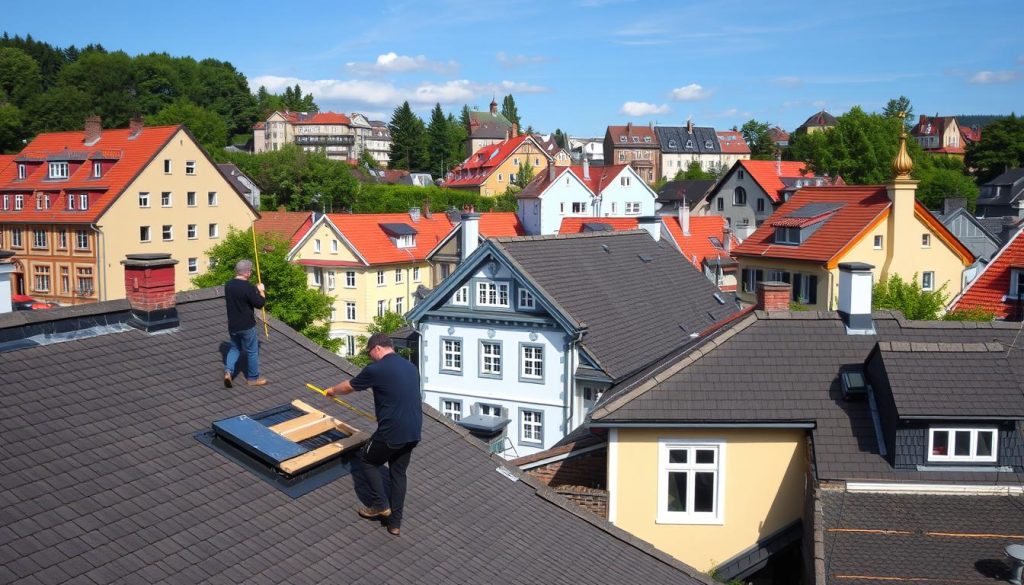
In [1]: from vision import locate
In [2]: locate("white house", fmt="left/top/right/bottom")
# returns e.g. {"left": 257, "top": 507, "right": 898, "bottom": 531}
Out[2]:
{"left": 517, "top": 161, "right": 657, "bottom": 235}
{"left": 407, "top": 215, "right": 740, "bottom": 458}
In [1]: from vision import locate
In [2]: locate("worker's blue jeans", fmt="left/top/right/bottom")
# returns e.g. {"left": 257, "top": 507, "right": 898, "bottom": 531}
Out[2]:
{"left": 225, "top": 326, "right": 260, "bottom": 380}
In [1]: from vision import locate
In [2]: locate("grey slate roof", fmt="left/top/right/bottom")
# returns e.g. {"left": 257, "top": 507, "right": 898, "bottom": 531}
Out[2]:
{"left": 494, "top": 231, "right": 739, "bottom": 381}
{"left": 592, "top": 310, "right": 1024, "bottom": 484}
{"left": 468, "top": 111, "right": 512, "bottom": 140}
{"left": 821, "top": 490, "right": 1024, "bottom": 584}
{"left": 0, "top": 289, "right": 713, "bottom": 585}
{"left": 654, "top": 126, "right": 721, "bottom": 154}
{"left": 656, "top": 180, "right": 716, "bottom": 207}
{"left": 977, "top": 168, "right": 1024, "bottom": 206}
{"left": 215, "top": 163, "right": 252, "bottom": 197}
{"left": 872, "top": 341, "right": 1024, "bottom": 418}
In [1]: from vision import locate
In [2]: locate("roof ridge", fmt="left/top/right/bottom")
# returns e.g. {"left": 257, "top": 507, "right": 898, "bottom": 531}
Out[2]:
{"left": 879, "top": 340, "right": 1005, "bottom": 353}
{"left": 494, "top": 230, "right": 648, "bottom": 243}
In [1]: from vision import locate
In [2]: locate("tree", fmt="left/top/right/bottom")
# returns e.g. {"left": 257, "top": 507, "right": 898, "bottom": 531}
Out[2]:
{"left": 0, "top": 103, "right": 25, "bottom": 153}
{"left": 358, "top": 148, "right": 379, "bottom": 170}
{"left": 501, "top": 94, "right": 520, "bottom": 128}
{"left": 914, "top": 156, "right": 980, "bottom": 211}
{"left": 282, "top": 83, "right": 317, "bottom": 112}
{"left": 219, "top": 144, "right": 358, "bottom": 211}
{"left": 872, "top": 273, "right": 948, "bottom": 320}
{"left": 26, "top": 84, "right": 93, "bottom": 133}
{"left": 514, "top": 160, "right": 535, "bottom": 188}
{"left": 678, "top": 161, "right": 716, "bottom": 180}
{"left": 553, "top": 128, "right": 568, "bottom": 149}
{"left": 192, "top": 228, "right": 341, "bottom": 352}
{"left": 965, "top": 114, "right": 1024, "bottom": 183}
{"left": 883, "top": 96, "right": 913, "bottom": 128}
{"left": 388, "top": 101, "right": 429, "bottom": 172}
{"left": 0, "top": 47, "right": 42, "bottom": 107}
{"left": 348, "top": 311, "right": 408, "bottom": 366}
{"left": 148, "top": 98, "right": 229, "bottom": 148}
{"left": 56, "top": 50, "right": 137, "bottom": 128}
{"left": 426, "top": 103, "right": 452, "bottom": 178}
{"left": 740, "top": 119, "right": 775, "bottom": 159}
{"left": 942, "top": 307, "right": 996, "bottom": 321}
{"left": 445, "top": 112, "right": 467, "bottom": 171}
{"left": 787, "top": 106, "right": 923, "bottom": 184}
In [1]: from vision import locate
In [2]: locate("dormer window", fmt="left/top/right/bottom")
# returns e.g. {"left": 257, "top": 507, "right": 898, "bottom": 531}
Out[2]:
{"left": 644, "top": 136, "right": 651, "bottom": 143}
{"left": 1009, "top": 269, "right": 1024, "bottom": 299}
{"left": 619, "top": 136, "right": 627, "bottom": 143}
{"left": 67, "top": 193, "right": 76, "bottom": 210}
{"left": 668, "top": 140, "right": 676, "bottom": 148}
{"left": 775, "top": 227, "right": 801, "bottom": 245}
{"left": 17, "top": 164, "right": 26, "bottom": 179}
{"left": 476, "top": 281, "right": 510, "bottom": 307}
{"left": 93, "top": 162, "right": 102, "bottom": 178}
{"left": 14, "top": 194, "right": 23, "bottom": 210}
{"left": 704, "top": 140, "right": 714, "bottom": 149}
{"left": 928, "top": 427, "right": 997, "bottom": 463}
{"left": 685, "top": 140, "right": 694, "bottom": 149}
{"left": 379, "top": 223, "right": 417, "bottom": 248}
{"left": 49, "top": 162, "right": 69, "bottom": 179}
{"left": 632, "top": 136, "right": 639, "bottom": 143}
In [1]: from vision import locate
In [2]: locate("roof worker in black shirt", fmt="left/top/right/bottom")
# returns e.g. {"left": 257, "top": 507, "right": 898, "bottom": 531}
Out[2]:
{"left": 326, "top": 333, "right": 422, "bottom": 537}
{"left": 223, "top": 259, "right": 267, "bottom": 388}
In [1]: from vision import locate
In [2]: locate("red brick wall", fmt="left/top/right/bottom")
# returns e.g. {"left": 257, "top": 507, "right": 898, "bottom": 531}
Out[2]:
{"left": 556, "top": 486, "right": 609, "bottom": 519}
{"left": 524, "top": 447, "right": 607, "bottom": 489}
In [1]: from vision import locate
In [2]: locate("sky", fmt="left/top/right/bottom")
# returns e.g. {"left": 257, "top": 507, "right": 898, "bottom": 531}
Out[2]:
{"left": 5, "top": 0, "right": 1023, "bottom": 137}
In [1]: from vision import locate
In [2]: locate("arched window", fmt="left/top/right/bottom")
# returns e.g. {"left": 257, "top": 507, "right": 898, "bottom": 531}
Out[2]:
{"left": 733, "top": 186, "right": 747, "bottom": 205}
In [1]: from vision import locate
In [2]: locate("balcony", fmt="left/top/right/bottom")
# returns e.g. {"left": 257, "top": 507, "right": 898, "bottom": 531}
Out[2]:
{"left": 295, "top": 135, "right": 355, "bottom": 146}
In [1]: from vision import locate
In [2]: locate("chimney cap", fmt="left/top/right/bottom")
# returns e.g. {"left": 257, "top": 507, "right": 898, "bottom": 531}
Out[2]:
{"left": 461, "top": 212, "right": 481, "bottom": 220}
{"left": 122, "top": 253, "right": 178, "bottom": 268}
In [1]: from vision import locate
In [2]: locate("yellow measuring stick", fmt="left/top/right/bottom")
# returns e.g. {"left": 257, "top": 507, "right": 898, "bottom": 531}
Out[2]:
{"left": 305, "top": 383, "right": 377, "bottom": 422}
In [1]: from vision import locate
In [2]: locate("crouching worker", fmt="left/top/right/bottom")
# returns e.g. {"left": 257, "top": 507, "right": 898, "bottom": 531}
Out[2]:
{"left": 326, "top": 333, "right": 421, "bottom": 536}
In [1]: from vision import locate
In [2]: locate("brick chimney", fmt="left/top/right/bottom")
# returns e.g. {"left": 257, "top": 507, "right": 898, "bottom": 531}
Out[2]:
{"left": 756, "top": 281, "right": 791, "bottom": 312}
{"left": 0, "top": 250, "right": 15, "bottom": 314}
{"left": 511, "top": 123, "right": 518, "bottom": 137}
{"left": 129, "top": 114, "right": 144, "bottom": 138}
{"left": 121, "top": 253, "right": 180, "bottom": 332}
{"left": 84, "top": 116, "right": 102, "bottom": 146}
{"left": 423, "top": 199, "right": 432, "bottom": 219}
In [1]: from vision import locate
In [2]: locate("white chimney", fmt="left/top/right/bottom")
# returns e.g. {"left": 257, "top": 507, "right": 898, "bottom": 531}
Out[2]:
{"left": 548, "top": 160, "right": 555, "bottom": 182}
{"left": 723, "top": 226, "right": 733, "bottom": 254}
{"left": 0, "top": 251, "right": 14, "bottom": 314}
{"left": 838, "top": 262, "right": 875, "bottom": 334}
{"left": 409, "top": 206, "right": 421, "bottom": 223}
{"left": 461, "top": 212, "right": 480, "bottom": 261}
{"left": 583, "top": 157, "right": 590, "bottom": 180}
{"left": 637, "top": 216, "right": 661, "bottom": 242}
{"left": 679, "top": 203, "right": 690, "bottom": 236}
{"left": 776, "top": 151, "right": 782, "bottom": 175}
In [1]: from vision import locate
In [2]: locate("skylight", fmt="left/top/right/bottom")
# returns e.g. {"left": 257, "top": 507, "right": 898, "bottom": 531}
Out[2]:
{"left": 197, "top": 400, "right": 369, "bottom": 497}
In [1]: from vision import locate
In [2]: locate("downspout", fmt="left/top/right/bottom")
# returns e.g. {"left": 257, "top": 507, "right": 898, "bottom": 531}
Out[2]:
{"left": 563, "top": 330, "right": 585, "bottom": 436}
{"left": 89, "top": 223, "right": 105, "bottom": 301}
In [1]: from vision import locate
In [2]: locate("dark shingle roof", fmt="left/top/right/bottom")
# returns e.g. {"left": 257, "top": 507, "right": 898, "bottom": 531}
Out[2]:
{"left": 494, "top": 231, "right": 738, "bottom": 381}
{"left": 821, "top": 490, "right": 1024, "bottom": 585}
{"left": 977, "top": 168, "right": 1024, "bottom": 206}
{"left": 0, "top": 289, "right": 713, "bottom": 584}
{"left": 654, "top": 126, "right": 721, "bottom": 154}
{"left": 656, "top": 179, "right": 716, "bottom": 206}
{"left": 592, "top": 310, "right": 1024, "bottom": 484}
{"left": 872, "top": 341, "right": 1024, "bottom": 418}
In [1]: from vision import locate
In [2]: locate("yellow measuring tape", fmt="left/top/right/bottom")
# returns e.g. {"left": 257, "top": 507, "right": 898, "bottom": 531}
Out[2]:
{"left": 305, "top": 383, "right": 377, "bottom": 422}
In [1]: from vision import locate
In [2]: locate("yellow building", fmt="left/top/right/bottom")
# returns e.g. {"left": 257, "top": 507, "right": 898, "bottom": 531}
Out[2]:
{"left": 287, "top": 209, "right": 456, "bottom": 356}
{"left": 0, "top": 117, "right": 258, "bottom": 304}
{"left": 445, "top": 134, "right": 567, "bottom": 196}
{"left": 732, "top": 133, "right": 973, "bottom": 309}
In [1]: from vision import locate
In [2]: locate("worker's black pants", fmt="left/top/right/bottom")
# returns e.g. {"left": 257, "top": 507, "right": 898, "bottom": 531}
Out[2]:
{"left": 359, "top": 438, "right": 418, "bottom": 529}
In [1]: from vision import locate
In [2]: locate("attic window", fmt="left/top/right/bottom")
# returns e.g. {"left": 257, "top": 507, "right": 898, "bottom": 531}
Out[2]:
{"left": 632, "top": 136, "right": 640, "bottom": 143}
{"left": 380, "top": 223, "right": 418, "bottom": 248}
{"left": 685, "top": 140, "right": 694, "bottom": 149}
{"left": 709, "top": 236, "right": 723, "bottom": 250}
{"left": 619, "top": 136, "right": 626, "bottom": 143}
{"left": 928, "top": 428, "right": 997, "bottom": 463}
{"left": 775, "top": 227, "right": 801, "bottom": 245}
{"left": 49, "top": 162, "right": 69, "bottom": 179}
{"left": 196, "top": 400, "right": 369, "bottom": 498}
{"left": 644, "top": 136, "right": 651, "bottom": 143}
{"left": 839, "top": 367, "right": 869, "bottom": 399}
{"left": 704, "top": 140, "right": 714, "bottom": 149}
{"left": 668, "top": 140, "right": 677, "bottom": 148}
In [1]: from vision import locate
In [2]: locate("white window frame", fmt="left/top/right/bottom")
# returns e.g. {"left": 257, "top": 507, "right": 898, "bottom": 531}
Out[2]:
{"left": 79, "top": 193, "right": 88, "bottom": 210}
{"left": 452, "top": 286, "right": 469, "bottom": 306}
{"left": 480, "top": 341, "right": 502, "bottom": 377}
{"left": 14, "top": 194, "right": 23, "bottom": 210}
{"left": 345, "top": 301, "right": 356, "bottom": 321}
{"left": 345, "top": 271, "right": 356, "bottom": 288}
{"left": 161, "top": 192, "right": 172, "bottom": 207}
{"left": 17, "top": 164, "right": 26, "bottom": 179}
{"left": 518, "top": 288, "right": 535, "bottom": 310}
{"left": 476, "top": 281, "right": 510, "bottom": 307}
{"left": 441, "top": 338, "right": 463, "bottom": 372}
{"left": 520, "top": 410, "right": 543, "bottom": 444}
{"left": 331, "top": 239, "right": 339, "bottom": 254}
{"left": 572, "top": 201, "right": 587, "bottom": 214}
{"left": 657, "top": 439, "right": 725, "bottom": 525}
{"left": 140, "top": 226, "right": 151, "bottom": 243}
{"left": 921, "top": 233, "right": 931, "bottom": 248}
{"left": 395, "top": 268, "right": 404, "bottom": 284}
{"left": 441, "top": 398, "right": 463, "bottom": 421}
{"left": 187, "top": 192, "right": 197, "bottom": 207}
{"left": 314, "top": 239, "right": 321, "bottom": 254}
{"left": 1009, "top": 269, "right": 1024, "bottom": 299}
{"left": 377, "top": 299, "right": 386, "bottom": 317}
{"left": 413, "top": 267, "right": 420, "bottom": 282}
{"left": 376, "top": 270, "right": 385, "bottom": 286}
{"left": 873, "top": 235, "right": 883, "bottom": 250}
{"left": 927, "top": 428, "right": 997, "bottom": 463}
{"left": 208, "top": 223, "right": 219, "bottom": 238}
{"left": 625, "top": 202, "right": 641, "bottom": 215}
{"left": 327, "top": 270, "right": 336, "bottom": 290}
{"left": 49, "top": 162, "right": 68, "bottom": 179}
{"left": 92, "top": 162, "right": 102, "bottom": 178}
{"left": 395, "top": 296, "right": 404, "bottom": 314}
{"left": 520, "top": 344, "right": 544, "bottom": 381}
{"left": 187, "top": 258, "right": 198, "bottom": 274}
{"left": 187, "top": 224, "right": 197, "bottom": 240}
{"left": 185, "top": 160, "right": 196, "bottom": 175}
{"left": 922, "top": 271, "right": 935, "bottom": 291}
{"left": 162, "top": 225, "right": 173, "bottom": 241}
{"left": 163, "top": 159, "right": 172, "bottom": 174}
{"left": 208, "top": 192, "right": 218, "bottom": 206}
{"left": 138, "top": 192, "right": 150, "bottom": 208}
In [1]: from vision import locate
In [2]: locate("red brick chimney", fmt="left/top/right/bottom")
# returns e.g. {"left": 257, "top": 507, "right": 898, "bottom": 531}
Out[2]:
{"left": 84, "top": 115, "right": 102, "bottom": 146}
{"left": 511, "top": 123, "right": 518, "bottom": 137}
{"left": 129, "top": 115, "right": 144, "bottom": 138}
{"left": 121, "top": 253, "right": 179, "bottom": 332}
{"left": 756, "top": 281, "right": 791, "bottom": 312}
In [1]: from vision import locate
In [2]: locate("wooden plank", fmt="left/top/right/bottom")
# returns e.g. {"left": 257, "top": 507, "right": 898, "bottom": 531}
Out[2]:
{"left": 269, "top": 413, "right": 326, "bottom": 435}
{"left": 279, "top": 431, "right": 371, "bottom": 475}
{"left": 289, "top": 399, "right": 364, "bottom": 436}
{"left": 291, "top": 399, "right": 320, "bottom": 415}
{"left": 272, "top": 417, "right": 338, "bottom": 442}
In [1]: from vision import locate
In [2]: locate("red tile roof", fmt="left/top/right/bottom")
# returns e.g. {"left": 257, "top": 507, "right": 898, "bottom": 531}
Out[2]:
{"left": 716, "top": 131, "right": 751, "bottom": 154}
{"left": 737, "top": 159, "right": 815, "bottom": 203}
{"left": 0, "top": 125, "right": 181, "bottom": 223}
{"left": 292, "top": 112, "right": 352, "bottom": 125}
{"left": 733, "top": 186, "right": 893, "bottom": 263}
{"left": 558, "top": 215, "right": 736, "bottom": 269}
{"left": 478, "top": 211, "right": 525, "bottom": 237}
{"left": 518, "top": 164, "right": 631, "bottom": 199}
{"left": 952, "top": 228, "right": 1024, "bottom": 319}
{"left": 606, "top": 124, "right": 659, "bottom": 147}
{"left": 446, "top": 134, "right": 533, "bottom": 187}
{"left": 733, "top": 186, "right": 973, "bottom": 267}
{"left": 327, "top": 212, "right": 456, "bottom": 265}
{"left": 255, "top": 210, "right": 314, "bottom": 247}
{"left": 0, "top": 155, "right": 15, "bottom": 173}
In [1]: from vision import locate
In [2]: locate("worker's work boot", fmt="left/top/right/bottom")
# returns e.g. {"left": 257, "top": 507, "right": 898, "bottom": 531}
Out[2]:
{"left": 246, "top": 378, "right": 268, "bottom": 387}
{"left": 357, "top": 505, "right": 391, "bottom": 519}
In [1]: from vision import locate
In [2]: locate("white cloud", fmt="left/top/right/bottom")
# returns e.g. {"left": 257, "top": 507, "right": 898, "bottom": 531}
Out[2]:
{"left": 670, "top": 83, "right": 711, "bottom": 101}
{"left": 708, "top": 107, "right": 752, "bottom": 119}
{"left": 619, "top": 101, "right": 671, "bottom": 116}
{"left": 968, "top": 70, "right": 1020, "bottom": 84}
{"left": 496, "top": 52, "right": 552, "bottom": 68}
{"left": 250, "top": 75, "right": 548, "bottom": 108}
{"left": 345, "top": 52, "right": 459, "bottom": 76}
{"left": 773, "top": 76, "right": 803, "bottom": 87}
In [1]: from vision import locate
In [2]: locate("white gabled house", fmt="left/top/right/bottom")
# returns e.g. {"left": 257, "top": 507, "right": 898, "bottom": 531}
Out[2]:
{"left": 517, "top": 161, "right": 657, "bottom": 235}
{"left": 407, "top": 214, "right": 740, "bottom": 458}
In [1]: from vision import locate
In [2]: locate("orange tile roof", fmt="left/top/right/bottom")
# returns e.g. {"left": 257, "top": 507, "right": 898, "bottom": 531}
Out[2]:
{"left": 952, "top": 228, "right": 1024, "bottom": 319}
{"left": 738, "top": 159, "right": 814, "bottom": 203}
{"left": 716, "top": 131, "right": 751, "bottom": 154}
{"left": 446, "top": 135, "right": 532, "bottom": 187}
{"left": 327, "top": 212, "right": 455, "bottom": 265}
{"left": 733, "top": 186, "right": 892, "bottom": 263}
{"left": 558, "top": 215, "right": 736, "bottom": 269}
{"left": 255, "top": 210, "right": 314, "bottom": 247}
{"left": 478, "top": 212, "right": 525, "bottom": 237}
{"left": 292, "top": 112, "right": 352, "bottom": 125}
{"left": 0, "top": 155, "right": 14, "bottom": 173}
{"left": 0, "top": 125, "right": 181, "bottom": 223}
{"left": 518, "top": 164, "right": 631, "bottom": 199}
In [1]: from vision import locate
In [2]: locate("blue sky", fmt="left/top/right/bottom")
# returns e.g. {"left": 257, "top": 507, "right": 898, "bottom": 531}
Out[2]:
{"left": 6, "top": 0, "right": 1023, "bottom": 137}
